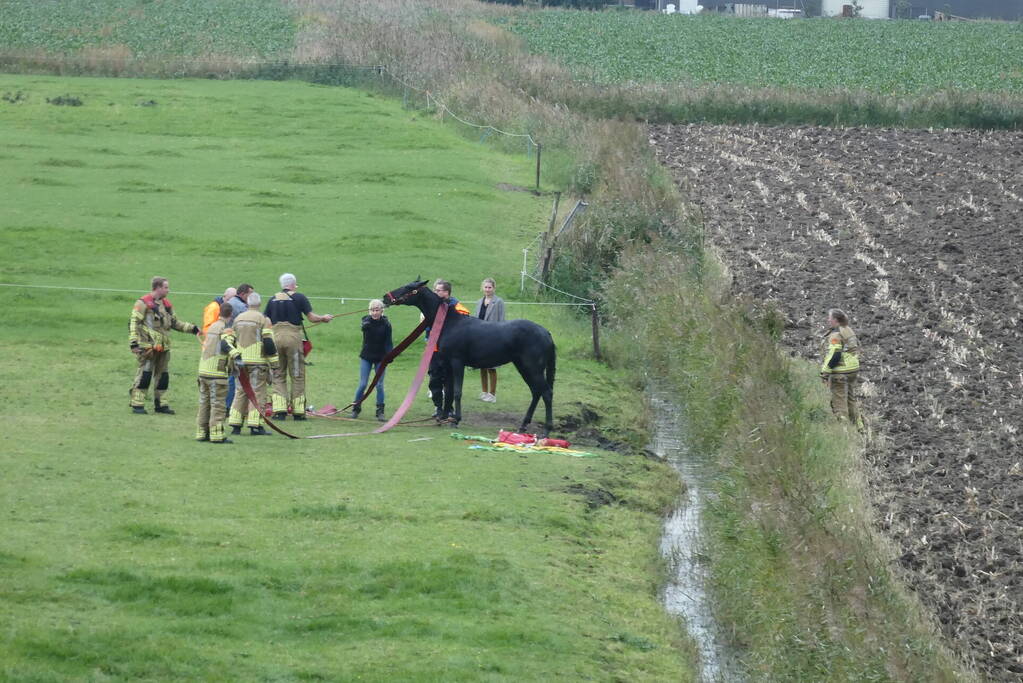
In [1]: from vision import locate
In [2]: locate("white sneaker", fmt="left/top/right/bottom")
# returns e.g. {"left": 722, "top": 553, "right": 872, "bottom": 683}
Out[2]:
{"left": 483, "top": 393, "right": 496, "bottom": 403}
{"left": 479, "top": 392, "right": 488, "bottom": 401}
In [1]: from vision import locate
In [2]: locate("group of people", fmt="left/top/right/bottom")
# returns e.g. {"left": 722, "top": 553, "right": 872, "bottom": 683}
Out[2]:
{"left": 129, "top": 273, "right": 333, "bottom": 444}
{"left": 127, "top": 274, "right": 505, "bottom": 444}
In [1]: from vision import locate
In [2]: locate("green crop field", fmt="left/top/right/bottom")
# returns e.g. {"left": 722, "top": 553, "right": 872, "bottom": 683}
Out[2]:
{"left": 0, "top": 0, "right": 295, "bottom": 58}
{"left": 502, "top": 12, "right": 1023, "bottom": 94}
{"left": 0, "top": 75, "right": 693, "bottom": 680}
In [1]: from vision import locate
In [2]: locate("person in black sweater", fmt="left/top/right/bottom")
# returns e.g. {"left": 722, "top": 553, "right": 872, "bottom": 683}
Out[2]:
{"left": 350, "top": 299, "right": 393, "bottom": 421}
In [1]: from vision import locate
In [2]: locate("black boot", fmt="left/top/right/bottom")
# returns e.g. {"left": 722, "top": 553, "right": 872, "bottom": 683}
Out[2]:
{"left": 349, "top": 406, "right": 361, "bottom": 420}
{"left": 132, "top": 405, "right": 147, "bottom": 414}
{"left": 230, "top": 425, "right": 242, "bottom": 436}
{"left": 272, "top": 412, "right": 287, "bottom": 421}
{"left": 376, "top": 405, "right": 386, "bottom": 422}
{"left": 153, "top": 400, "right": 175, "bottom": 415}
{"left": 250, "top": 426, "right": 271, "bottom": 436}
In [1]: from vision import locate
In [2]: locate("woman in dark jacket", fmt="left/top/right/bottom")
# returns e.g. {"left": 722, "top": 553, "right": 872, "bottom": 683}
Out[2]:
{"left": 351, "top": 299, "right": 393, "bottom": 421}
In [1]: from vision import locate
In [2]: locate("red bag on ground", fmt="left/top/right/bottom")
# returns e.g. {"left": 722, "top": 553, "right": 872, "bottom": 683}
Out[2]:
{"left": 536, "top": 437, "right": 570, "bottom": 448}
{"left": 497, "top": 430, "right": 536, "bottom": 445}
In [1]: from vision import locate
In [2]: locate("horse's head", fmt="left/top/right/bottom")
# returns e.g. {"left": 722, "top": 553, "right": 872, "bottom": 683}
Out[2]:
{"left": 383, "top": 280, "right": 429, "bottom": 307}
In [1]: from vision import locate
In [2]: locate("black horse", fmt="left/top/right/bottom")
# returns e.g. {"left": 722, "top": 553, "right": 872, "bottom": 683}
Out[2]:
{"left": 383, "top": 280, "right": 556, "bottom": 436}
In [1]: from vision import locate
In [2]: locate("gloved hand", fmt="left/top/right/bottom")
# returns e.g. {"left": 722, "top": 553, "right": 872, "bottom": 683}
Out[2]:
{"left": 130, "top": 341, "right": 142, "bottom": 355}
{"left": 192, "top": 325, "right": 201, "bottom": 335}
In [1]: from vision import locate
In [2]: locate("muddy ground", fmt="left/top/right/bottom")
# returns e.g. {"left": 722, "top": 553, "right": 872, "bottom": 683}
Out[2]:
{"left": 651, "top": 124, "right": 1023, "bottom": 680}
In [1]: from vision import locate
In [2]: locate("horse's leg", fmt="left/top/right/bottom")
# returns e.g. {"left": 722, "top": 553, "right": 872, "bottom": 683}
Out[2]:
{"left": 512, "top": 360, "right": 543, "bottom": 433}
{"left": 441, "top": 356, "right": 455, "bottom": 420}
{"left": 450, "top": 361, "right": 465, "bottom": 426}
{"left": 540, "top": 385, "right": 553, "bottom": 437}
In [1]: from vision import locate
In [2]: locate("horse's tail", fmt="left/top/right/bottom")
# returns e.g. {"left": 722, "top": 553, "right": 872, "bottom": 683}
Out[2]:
{"left": 546, "top": 343, "right": 556, "bottom": 390}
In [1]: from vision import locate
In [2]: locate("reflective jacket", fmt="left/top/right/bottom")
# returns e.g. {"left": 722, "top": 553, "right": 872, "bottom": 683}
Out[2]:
{"left": 821, "top": 326, "right": 860, "bottom": 374}
{"left": 198, "top": 320, "right": 241, "bottom": 379}
{"left": 129, "top": 294, "right": 196, "bottom": 351}
{"left": 233, "top": 309, "right": 277, "bottom": 366}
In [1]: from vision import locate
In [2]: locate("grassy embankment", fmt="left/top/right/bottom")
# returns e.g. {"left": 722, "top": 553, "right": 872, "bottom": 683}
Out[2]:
{"left": 1, "top": 0, "right": 982, "bottom": 679}
{"left": 0, "top": 75, "right": 693, "bottom": 680}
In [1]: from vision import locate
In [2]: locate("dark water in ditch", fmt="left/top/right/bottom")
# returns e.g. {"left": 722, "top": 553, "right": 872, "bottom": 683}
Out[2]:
{"left": 649, "top": 391, "right": 738, "bottom": 682}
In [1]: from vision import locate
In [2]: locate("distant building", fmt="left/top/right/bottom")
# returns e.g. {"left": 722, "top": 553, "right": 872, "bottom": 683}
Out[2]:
{"left": 822, "top": 0, "right": 890, "bottom": 19}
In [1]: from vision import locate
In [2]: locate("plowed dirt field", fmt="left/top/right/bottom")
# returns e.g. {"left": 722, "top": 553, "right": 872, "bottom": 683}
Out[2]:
{"left": 652, "top": 124, "right": 1023, "bottom": 681}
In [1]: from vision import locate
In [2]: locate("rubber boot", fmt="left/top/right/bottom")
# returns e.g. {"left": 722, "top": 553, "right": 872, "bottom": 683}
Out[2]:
{"left": 272, "top": 412, "right": 287, "bottom": 421}
{"left": 349, "top": 406, "right": 361, "bottom": 420}
{"left": 154, "top": 399, "right": 175, "bottom": 415}
{"left": 250, "top": 426, "right": 271, "bottom": 436}
{"left": 230, "top": 425, "right": 242, "bottom": 436}
{"left": 132, "top": 405, "right": 147, "bottom": 415}
{"left": 376, "top": 405, "right": 386, "bottom": 422}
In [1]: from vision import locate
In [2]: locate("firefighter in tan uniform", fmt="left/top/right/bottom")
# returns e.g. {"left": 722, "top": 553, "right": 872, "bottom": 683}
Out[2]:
{"left": 228, "top": 292, "right": 278, "bottom": 436}
{"left": 129, "top": 276, "right": 200, "bottom": 414}
{"left": 197, "top": 303, "right": 241, "bottom": 443}
{"left": 264, "top": 273, "right": 333, "bottom": 420}
{"left": 820, "top": 308, "right": 861, "bottom": 425}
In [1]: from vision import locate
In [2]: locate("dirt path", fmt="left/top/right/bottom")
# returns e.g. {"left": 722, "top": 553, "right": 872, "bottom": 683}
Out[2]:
{"left": 651, "top": 123, "right": 1023, "bottom": 681}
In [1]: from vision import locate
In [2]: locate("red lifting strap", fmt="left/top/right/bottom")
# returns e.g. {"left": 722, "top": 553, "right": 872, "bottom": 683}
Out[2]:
{"left": 237, "top": 369, "right": 299, "bottom": 439}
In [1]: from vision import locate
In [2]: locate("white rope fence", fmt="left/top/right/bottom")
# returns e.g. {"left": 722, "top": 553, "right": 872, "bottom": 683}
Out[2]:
{"left": 0, "top": 282, "right": 588, "bottom": 306}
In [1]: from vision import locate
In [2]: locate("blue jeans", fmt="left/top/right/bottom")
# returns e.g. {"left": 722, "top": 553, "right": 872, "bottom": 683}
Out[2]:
{"left": 225, "top": 375, "right": 236, "bottom": 409}
{"left": 354, "top": 358, "right": 385, "bottom": 406}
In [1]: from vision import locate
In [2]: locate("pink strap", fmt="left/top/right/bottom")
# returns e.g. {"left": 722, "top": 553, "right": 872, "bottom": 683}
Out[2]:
{"left": 306, "top": 303, "right": 447, "bottom": 440}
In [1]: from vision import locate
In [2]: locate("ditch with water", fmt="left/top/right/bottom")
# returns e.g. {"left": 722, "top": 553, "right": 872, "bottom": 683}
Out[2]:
{"left": 648, "top": 391, "right": 739, "bottom": 682}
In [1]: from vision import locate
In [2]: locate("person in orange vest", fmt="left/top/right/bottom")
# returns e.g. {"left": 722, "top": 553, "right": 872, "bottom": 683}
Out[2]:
{"left": 427, "top": 279, "right": 470, "bottom": 421}
{"left": 128, "top": 276, "right": 200, "bottom": 414}
{"left": 202, "top": 286, "right": 238, "bottom": 409}
{"left": 202, "top": 287, "right": 236, "bottom": 334}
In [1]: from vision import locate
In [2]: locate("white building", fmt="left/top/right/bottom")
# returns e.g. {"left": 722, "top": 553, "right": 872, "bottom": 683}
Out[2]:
{"left": 821, "top": 0, "right": 891, "bottom": 19}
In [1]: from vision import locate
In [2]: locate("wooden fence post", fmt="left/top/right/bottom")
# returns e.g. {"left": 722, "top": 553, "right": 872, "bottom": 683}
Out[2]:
{"left": 535, "top": 143, "right": 542, "bottom": 191}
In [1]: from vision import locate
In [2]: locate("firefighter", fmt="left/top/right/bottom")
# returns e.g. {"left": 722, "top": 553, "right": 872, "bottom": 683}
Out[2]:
{"left": 129, "top": 276, "right": 200, "bottom": 414}
{"left": 197, "top": 302, "right": 241, "bottom": 443}
{"left": 264, "top": 273, "right": 333, "bottom": 420}
{"left": 820, "top": 308, "right": 861, "bottom": 425}
{"left": 228, "top": 292, "right": 278, "bottom": 436}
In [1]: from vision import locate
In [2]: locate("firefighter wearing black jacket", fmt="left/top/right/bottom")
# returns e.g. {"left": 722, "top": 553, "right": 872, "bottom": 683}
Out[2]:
{"left": 264, "top": 273, "right": 333, "bottom": 420}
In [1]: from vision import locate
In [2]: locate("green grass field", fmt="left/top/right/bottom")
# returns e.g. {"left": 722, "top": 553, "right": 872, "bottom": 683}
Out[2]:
{"left": 0, "top": 0, "right": 295, "bottom": 58}
{"left": 0, "top": 75, "right": 693, "bottom": 680}
{"left": 502, "top": 12, "right": 1023, "bottom": 94}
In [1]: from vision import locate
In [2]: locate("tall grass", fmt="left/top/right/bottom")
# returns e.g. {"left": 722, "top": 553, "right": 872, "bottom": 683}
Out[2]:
{"left": 599, "top": 246, "right": 970, "bottom": 680}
